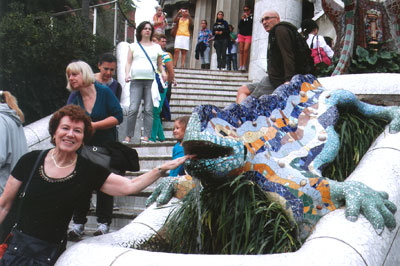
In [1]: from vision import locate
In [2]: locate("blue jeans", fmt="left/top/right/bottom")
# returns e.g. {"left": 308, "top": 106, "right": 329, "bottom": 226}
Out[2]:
{"left": 226, "top": 53, "right": 238, "bottom": 70}
{"left": 200, "top": 46, "right": 210, "bottom": 64}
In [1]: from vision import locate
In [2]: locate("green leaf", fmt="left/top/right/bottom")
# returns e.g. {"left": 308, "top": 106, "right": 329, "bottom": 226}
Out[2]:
{"left": 367, "top": 53, "right": 378, "bottom": 65}
{"left": 378, "top": 50, "right": 392, "bottom": 59}
{"left": 356, "top": 46, "right": 369, "bottom": 61}
{"left": 385, "top": 61, "right": 400, "bottom": 71}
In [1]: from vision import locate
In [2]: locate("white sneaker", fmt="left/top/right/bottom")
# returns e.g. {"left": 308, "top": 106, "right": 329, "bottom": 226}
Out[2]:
{"left": 93, "top": 223, "right": 110, "bottom": 236}
{"left": 68, "top": 223, "right": 84, "bottom": 239}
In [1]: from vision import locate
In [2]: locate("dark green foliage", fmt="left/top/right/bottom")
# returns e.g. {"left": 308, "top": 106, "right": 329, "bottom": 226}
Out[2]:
{"left": 134, "top": 176, "right": 300, "bottom": 255}
{"left": 348, "top": 46, "right": 400, "bottom": 74}
{"left": 322, "top": 107, "right": 387, "bottom": 181}
{"left": 0, "top": 3, "right": 113, "bottom": 124}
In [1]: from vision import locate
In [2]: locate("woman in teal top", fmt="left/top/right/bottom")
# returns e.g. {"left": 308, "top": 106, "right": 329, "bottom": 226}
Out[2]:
{"left": 65, "top": 60, "right": 123, "bottom": 238}
{"left": 72, "top": 83, "right": 122, "bottom": 145}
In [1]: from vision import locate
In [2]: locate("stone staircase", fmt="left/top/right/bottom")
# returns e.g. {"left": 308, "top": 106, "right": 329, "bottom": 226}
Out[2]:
{"left": 75, "top": 68, "right": 248, "bottom": 241}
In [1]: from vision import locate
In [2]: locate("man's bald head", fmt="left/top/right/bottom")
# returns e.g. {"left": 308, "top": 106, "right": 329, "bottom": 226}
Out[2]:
{"left": 261, "top": 10, "right": 280, "bottom": 32}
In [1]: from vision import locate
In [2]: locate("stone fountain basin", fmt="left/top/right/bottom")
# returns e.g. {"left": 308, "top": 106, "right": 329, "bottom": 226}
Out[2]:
{"left": 55, "top": 74, "right": 400, "bottom": 266}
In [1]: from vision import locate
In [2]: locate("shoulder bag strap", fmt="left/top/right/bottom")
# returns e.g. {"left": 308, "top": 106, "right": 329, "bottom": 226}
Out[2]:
{"left": 14, "top": 150, "right": 47, "bottom": 227}
{"left": 315, "top": 35, "right": 322, "bottom": 60}
{"left": 138, "top": 42, "right": 156, "bottom": 73}
{"left": 311, "top": 35, "right": 316, "bottom": 49}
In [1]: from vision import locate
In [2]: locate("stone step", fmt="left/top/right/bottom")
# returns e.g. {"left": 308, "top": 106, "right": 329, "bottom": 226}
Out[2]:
{"left": 139, "top": 154, "right": 172, "bottom": 169}
{"left": 176, "top": 72, "right": 249, "bottom": 82}
{"left": 171, "top": 86, "right": 238, "bottom": 95}
{"left": 176, "top": 79, "right": 244, "bottom": 86}
{"left": 170, "top": 99, "right": 233, "bottom": 107}
{"left": 170, "top": 105, "right": 228, "bottom": 114}
{"left": 171, "top": 93, "right": 236, "bottom": 101}
{"left": 171, "top": 111, "right": 194, "bottom": 120}
{"left": 174, "top": 68, "right": 248, "bottom": 77}
{"left": 135, "top": 143, "right": 174, "bottom": 156}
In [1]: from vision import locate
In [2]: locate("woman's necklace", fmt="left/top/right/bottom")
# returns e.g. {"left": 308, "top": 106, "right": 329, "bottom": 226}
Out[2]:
{"left": 51, "top": 150, "right": 77, "bottom": 169}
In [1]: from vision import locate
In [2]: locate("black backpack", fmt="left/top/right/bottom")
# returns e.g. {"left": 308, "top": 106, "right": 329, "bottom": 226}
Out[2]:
{"left": 269, "top": 22, "right": 315, "bottom": 75}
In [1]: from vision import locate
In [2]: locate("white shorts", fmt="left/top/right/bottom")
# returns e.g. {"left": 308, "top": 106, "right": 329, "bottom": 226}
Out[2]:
{"left": 174, "top": 35, "right": 190, "bottom": 50}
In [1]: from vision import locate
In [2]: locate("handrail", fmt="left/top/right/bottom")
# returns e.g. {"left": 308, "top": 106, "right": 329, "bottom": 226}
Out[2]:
{"left": 51, "top": 0, "right": 118, "bottom": 17}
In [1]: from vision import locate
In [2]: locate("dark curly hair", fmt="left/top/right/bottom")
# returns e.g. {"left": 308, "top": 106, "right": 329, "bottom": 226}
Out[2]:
{"left": 48, "top": 105, "right": 93, "bottom": 145}
{"left": 136, "top": 21, "right": 154, "bottom": 42}
{"left": 301, "top": 18, "right": 319, "bottom": 38}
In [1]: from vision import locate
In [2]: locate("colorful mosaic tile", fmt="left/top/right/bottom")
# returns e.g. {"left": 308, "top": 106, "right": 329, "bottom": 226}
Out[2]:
{"left": 183, "top": 74, "right": 400, "bottom": 235}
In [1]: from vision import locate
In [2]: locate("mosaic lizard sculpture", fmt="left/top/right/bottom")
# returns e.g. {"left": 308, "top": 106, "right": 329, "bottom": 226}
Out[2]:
{"left": 322, "top": 0, "right": 400, "bottom": 75}
{"left": 148, "top": 74, "right": 399, "bottom": 237}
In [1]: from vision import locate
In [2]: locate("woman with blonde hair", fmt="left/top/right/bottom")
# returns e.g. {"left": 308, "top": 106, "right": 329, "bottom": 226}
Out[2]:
{"left": 0, "top": 90, "right": 28, "bottom": 196}
{"left": 65, "top": 60, "right": 124, "bottom": 238}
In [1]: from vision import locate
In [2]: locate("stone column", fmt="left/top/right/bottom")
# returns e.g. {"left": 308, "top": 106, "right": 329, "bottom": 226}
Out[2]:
{"left": 189, "top": 0, "right": 215, "bottom": 69}
{"left": 249, "top": 0, "right": 302, "bottom": 81}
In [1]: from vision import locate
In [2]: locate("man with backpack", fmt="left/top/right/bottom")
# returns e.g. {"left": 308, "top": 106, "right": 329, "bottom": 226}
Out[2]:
{"left": 236, "top": 10, "right": 314, "bottom": 104}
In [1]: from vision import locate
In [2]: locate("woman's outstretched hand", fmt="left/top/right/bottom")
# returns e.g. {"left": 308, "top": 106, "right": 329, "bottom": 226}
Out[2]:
{"left": 159, "top": 155, "right": 195, "bottom": 172}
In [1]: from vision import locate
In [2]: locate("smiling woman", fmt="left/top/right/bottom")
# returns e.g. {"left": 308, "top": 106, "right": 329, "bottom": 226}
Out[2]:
{"left": 0, "top": 104, "right": 191, "bottom": 265}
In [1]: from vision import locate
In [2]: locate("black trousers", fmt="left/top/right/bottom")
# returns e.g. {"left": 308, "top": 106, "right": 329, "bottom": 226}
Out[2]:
{"left": 72, "top": 190, "right": 113, "bottom": 225}
{"left": 214, "top": 39, "right": 227, "bottom": 69}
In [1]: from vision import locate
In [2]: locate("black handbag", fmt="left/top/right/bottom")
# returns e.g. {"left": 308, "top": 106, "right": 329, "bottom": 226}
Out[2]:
{"left": 80, "top": 141, "right": 140, "bottom": 175}
{"left": 1, "top": 230, "right": 62, "bottom": 266}
{"left": 0, "top": 150, "right": 65, "bottom": 266}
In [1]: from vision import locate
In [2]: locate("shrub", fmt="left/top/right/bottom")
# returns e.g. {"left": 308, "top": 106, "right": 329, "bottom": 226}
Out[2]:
{"left": 348, "top": 45, "right": 400, "bottom": 74}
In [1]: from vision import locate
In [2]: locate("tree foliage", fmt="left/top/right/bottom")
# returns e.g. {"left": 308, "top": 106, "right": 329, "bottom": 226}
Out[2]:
{"left": 0, "top": 3, "right": 113, "bottom": 124}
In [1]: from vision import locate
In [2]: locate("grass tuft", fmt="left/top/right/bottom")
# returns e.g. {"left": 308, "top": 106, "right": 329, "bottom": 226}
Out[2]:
{"left": 134, "top": 175, "right": 300, "bottom": 254}
{"left": 322, "top": 107, "right": 387, "bottom": 181}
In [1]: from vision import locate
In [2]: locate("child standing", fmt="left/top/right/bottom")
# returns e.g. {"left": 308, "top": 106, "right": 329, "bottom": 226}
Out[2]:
{"left": 170, "top": 116, "right": 190, "bottom": 177}
{"left": 226, "top": 24, "right": 238, "bottom": 71}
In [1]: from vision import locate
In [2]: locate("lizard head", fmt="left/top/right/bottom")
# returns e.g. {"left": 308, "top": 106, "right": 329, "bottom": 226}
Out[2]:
{"left": 182, "top": 113, "right": 248, "bottom": 184}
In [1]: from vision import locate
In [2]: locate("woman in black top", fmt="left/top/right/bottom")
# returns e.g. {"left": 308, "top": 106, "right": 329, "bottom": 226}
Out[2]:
{"left": 212, "top": 11, "right": 229, "bottom": 70}
{"left": 0, "top": 105, "right": 191, "bottom": 265}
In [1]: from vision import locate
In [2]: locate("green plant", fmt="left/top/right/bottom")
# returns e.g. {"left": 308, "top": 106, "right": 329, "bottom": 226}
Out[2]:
{"left": 135, "top": 175, "right": 300, "bottom": 255}
{"left": 322, "top": 107, "right": 387, "bottom": 181}
{"left": 315, "top": 56, "right": 339, "bottom": 77}
{"left": 348, "top": 45, "right": 400, "bottom": 73}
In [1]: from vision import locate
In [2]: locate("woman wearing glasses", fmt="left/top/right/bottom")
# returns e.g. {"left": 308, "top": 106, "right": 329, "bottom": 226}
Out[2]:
{"left": 237, "top": 5, "right": 253, "bottom": 71}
